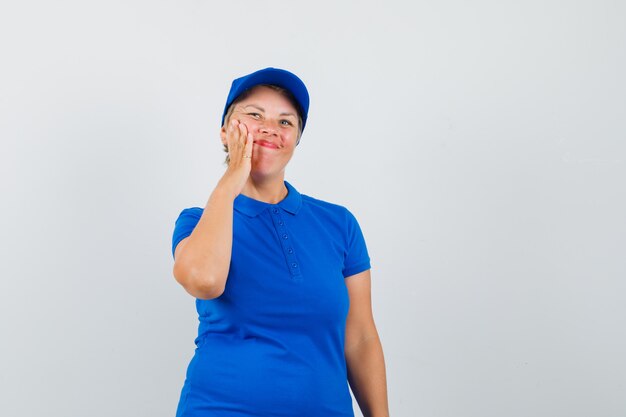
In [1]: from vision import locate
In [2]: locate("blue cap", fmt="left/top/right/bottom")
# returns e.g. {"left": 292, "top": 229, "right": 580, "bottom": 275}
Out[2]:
{"left": 221, "top": 67, "right": 310, "bottom": 131}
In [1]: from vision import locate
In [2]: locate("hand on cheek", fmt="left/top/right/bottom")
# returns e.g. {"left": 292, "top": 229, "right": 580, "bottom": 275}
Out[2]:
{"left": 219, "top": 119, "right": 254, "bottom": 196}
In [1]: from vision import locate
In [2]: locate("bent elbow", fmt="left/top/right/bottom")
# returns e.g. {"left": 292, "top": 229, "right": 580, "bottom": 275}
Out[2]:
{"left": 190, "top": 281, "right": 225, "bottom": 300}
{"left": 173, "top": 262, "right": 225, "bottom": 300}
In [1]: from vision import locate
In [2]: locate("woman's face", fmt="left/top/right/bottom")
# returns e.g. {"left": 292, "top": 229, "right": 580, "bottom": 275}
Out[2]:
{"left": 221, "top": 85, "right": 300, "bottom": 181}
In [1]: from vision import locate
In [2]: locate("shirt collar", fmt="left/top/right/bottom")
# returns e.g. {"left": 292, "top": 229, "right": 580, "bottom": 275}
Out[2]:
{"left": 234, "top": 181, "right": 302, "bottom": 217}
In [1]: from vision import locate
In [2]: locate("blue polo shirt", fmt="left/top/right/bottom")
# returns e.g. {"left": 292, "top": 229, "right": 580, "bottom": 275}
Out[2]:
{"left": 171, "top": 181, "right": 370, "bottom": 417}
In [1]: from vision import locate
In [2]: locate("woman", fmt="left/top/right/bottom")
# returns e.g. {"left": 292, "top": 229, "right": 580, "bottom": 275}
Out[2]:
{"left": 171, "top": 67, "right": 389, "bottom": 417}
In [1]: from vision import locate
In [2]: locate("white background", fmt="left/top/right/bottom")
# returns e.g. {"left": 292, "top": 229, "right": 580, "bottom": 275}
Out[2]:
{"left": 1, "top": 1, "right": 625, "bottom": 416}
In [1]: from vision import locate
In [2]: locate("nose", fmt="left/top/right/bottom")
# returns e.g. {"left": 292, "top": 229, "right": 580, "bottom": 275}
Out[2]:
{"left": 259, "top": 119, "right": 279, "bottom": 136}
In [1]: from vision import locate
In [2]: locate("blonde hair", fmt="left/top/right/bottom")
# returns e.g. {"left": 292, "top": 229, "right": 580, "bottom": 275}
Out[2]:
{"left": 222, "top": 84, "right": 304, "bottom": 163}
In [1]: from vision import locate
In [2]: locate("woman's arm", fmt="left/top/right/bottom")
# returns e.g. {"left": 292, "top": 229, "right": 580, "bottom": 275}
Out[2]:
{"left": 344, "top": 270, "right": 390, "bottom": 417}
{"left": 172, "top": 120, "right": 253, "bottom": 299}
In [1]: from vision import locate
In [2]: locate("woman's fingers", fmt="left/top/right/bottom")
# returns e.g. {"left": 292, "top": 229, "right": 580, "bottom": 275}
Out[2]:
{"left": 243, "top": 132, "right": 253, "bottom": 160}
{"left": 226, "top": 119, "right": 253, "bottom": 166}
{"left": 228, "top": 119, "right": 240, "bottom": 147}
{"left": 238, "top": 122, "right": 249, "bottom": 149}
{"left": 219, "top": 118, "right": 252, "bottom": 195}
{"left": 227, "top": 120, "right": 242, "bottom": 157}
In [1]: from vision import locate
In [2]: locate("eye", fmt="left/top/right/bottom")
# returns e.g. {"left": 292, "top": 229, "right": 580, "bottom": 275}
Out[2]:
{"left": 247, "top": 112, "right": 261, "bottom": 119}
{"left": 280, "top": 120, "right": 293, "bottom": 126}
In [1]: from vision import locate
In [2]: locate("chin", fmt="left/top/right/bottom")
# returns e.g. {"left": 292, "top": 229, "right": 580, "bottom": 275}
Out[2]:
{"left": 250, "top": 165, "right": 285, "bottom": 181}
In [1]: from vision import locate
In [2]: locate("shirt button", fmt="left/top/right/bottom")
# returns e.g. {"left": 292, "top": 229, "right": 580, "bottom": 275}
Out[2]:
{"left": 273, "top": 208, "right": 279, "bottom": 214}
{"left": 278, "top": 220, "right": 284, "bottom": 226}
{"left": 288, "top": 248, "right": 293, "bottom": 254}
{"left": 292, "top": 263, "right": 298, "bottom": 268}
{"left": 282, "top": 234, "right": 288, "bottom": 239}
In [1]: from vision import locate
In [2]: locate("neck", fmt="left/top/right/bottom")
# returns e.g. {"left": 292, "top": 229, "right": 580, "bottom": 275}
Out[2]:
{"left": 241, "top": 176, "right": 288, "bottom": 204}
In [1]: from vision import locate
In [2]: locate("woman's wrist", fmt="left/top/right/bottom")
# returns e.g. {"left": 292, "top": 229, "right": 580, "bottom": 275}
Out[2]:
{"left": 213, "top": 175, "right": 245, "bottom": 201}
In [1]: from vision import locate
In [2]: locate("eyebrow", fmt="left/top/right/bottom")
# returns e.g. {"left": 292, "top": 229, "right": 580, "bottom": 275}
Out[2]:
{"left": 242, "top": 104, "right": 296, "bottom": 119}
{"left": 242, "top": 104, "right": 265, "bottom": 112}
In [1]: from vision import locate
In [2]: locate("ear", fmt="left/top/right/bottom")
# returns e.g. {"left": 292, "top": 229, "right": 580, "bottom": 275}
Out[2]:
{"left": 220, "top": 125, "right": 227, "bottom": 145}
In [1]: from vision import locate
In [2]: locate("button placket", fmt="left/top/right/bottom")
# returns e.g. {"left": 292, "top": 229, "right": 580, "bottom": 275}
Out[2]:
{"left": 270, "top": 206, "right": 302, "bottom": 278}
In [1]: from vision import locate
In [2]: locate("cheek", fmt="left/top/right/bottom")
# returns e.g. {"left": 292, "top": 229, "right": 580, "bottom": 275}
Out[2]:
{"left": 242, "top": 120, "right": 261, "bottom": 133}
{"left": 283, "top": 129, "right": 299, "bottom": 143}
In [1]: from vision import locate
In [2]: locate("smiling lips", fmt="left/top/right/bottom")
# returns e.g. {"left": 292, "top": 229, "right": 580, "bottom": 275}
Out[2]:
{"left": 254, "top": 139, "right": 280, "bottom": 149}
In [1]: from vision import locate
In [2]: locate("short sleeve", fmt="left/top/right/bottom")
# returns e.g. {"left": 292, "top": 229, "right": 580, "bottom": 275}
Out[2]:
{"left": 171, "top": 207, "right": 204, "bottom": 259}
{"left": 342, "top": 209, "right": 371, "bottom": 277}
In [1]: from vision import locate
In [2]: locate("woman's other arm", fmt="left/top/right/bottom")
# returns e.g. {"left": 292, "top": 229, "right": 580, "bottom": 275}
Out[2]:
{"left": 344, "top": 270, "right": 390, "bottom": 417}
{"left": 172, "top": 120, "right": 253, "bottom": 299}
